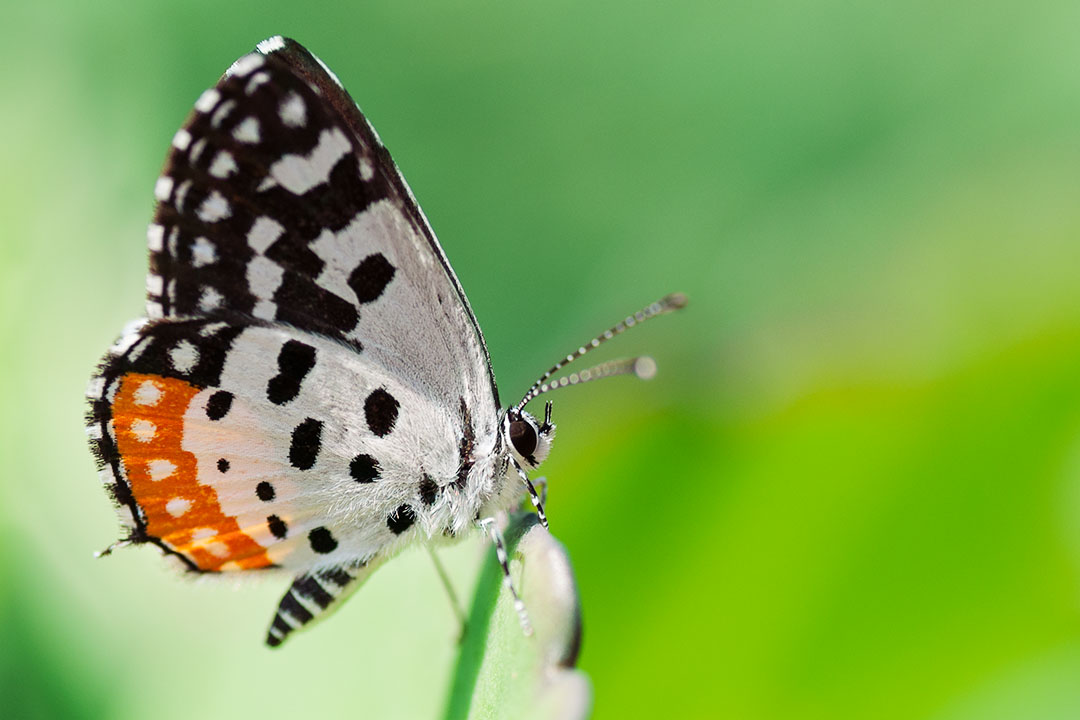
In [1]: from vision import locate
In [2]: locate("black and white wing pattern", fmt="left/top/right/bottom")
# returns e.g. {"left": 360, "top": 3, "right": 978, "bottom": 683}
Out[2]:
{"left": 86, "top": 37, "right": 511, "bottom": 646}
{"left": 148, "top": 36, "right": 498, "bottom": 417}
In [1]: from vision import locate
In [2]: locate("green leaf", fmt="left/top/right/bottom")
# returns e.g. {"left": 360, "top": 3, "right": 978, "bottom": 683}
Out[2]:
{"left": 443, "top": 513, "right": 591, "bottom": 720}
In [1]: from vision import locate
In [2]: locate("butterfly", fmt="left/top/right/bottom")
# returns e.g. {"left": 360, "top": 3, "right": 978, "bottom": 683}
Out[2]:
{"left": 85, "top": 36, "right": 686, "bottom": 647}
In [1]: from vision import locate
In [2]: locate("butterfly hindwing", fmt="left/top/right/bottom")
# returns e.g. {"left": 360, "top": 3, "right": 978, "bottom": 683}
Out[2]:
{"left": 87, "top": 315, "right": 478, "bottom": 574}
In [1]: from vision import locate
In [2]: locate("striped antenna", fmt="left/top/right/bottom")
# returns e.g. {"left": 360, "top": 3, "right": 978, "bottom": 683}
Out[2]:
{"left": 514, "top": 292, "right": 687, "bottom": 412}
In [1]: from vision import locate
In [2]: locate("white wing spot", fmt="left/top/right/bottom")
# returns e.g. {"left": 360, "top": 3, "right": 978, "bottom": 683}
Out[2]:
{"left": 146, "top": 301, "right": 164, "bottom": 319}
{"left": 252, "top": 299, "right": 277, "bottom": 321}
{"left": 266, "top": 127, "right": 351, "bottom": 195}
{"left": 191, "top": 527, "right": 218, "bottom": 541}
{"left": 191, "top": 236, "right": 217, "bottom": 267}
{"left": 146, "top": 274, "right": 164, "bottom": 296}
{"left": 358, "top": 157, "right": 374, "bottom": 181}
{"left": 196, "top": 191, "right": 231, "bottom": 222}
{"left": 247, "top": 255, "right": 285, "bottom": 320}
{"left": 190, "top": 137, "right": 207, "bottom": 163}
{"left": 130, "top": 419, "right": 156, "bottom": 443}
{"left": 85, "top": 376, "right": 105, "bottom": 400}
{"left": 154, "top": 176, "right": 173, "bottom": 202}
{"left": 133, "top": 380, "right": 163, "bottom": 407}
{"left": 279, "top": 91, "right": 307, "bottom": 127}
{"left": 165, "top": 498, "right": 192, "bottom": 517}
{"left": 174, "top": 179, "right": 192, "bottom": 211}
{"left": 228, "top": 53, "right": 264, "bottom": 78}
{"left": 194, "top": 88, "right": 220, "bottom": 113}
{"left": 257, "top": 36, "right": 286, "bottom": 54}
{"left": 209, "top": 150, "right": 238, "bottom": 179}
{"left": 245, "top": 71, "right": 271, "bottom": 95}
{"left": 210, "top": 99, "right": 237, "bottom": 129}
{"left": 205, "top": 541, "right": 231, "bottom": 559}
{"left": 233, "top": 116, "right": 261, "bottom": 144}
{"left": 110, "top": 318, "right": 147, "bottom": 356}
{"left": 106, "top": 377, "right": 122, "bottom": 402}
{"left": 147, "top": 224, "right": 164, "bottom": 252}
{"left": 169, "top": 340, "right": 200, "bottom": 372}
{"left": 199, "top": 322, "right": 229, "bottom": 337}
{"left": 247, "top": 216, "right": 284, "bottom": 253}
{"left": 147, "top": 459, "right": 177, "bottom": 482}
{"left": 198, "top": 285, "right": 224, "bottom": 312}
{"left": 172, "top": 128, "right": 192, "bottom": 151}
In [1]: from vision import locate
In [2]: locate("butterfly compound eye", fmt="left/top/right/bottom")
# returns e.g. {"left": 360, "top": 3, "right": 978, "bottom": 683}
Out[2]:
{"left": 509, "top": 419, "right": 538, "bottom": 458}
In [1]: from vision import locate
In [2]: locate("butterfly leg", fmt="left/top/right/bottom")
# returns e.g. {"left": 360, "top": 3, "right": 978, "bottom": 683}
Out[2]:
{"left": 535, "top": 476, "right": 548, "bottom": 506}
{"left": 478, "top": 517, "right": 533, "bottom": 636}
{"left": 510, "top": 457, "right": 549, "bottom": 529}
{"left": 520, "top": 476, "right": 548, "bottom": 512}
{"left": 427, "top": 546, "right": 467, "bottom": 641}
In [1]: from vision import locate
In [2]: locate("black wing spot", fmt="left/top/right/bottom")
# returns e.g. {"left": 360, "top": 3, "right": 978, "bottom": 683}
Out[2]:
{"left": 419, "top": 474, "right": 438, "bottom": 506}
{"left": 217, "top": 458, "right": 230, "bottom": 473}
{"left": 273, "top": 274, "right": 359, "bottom": 335}
{"left": 267, "top": 514, "right": 288, "bottom": 539}
{"left": 350, "top": 453, "right": 380, "bottom": 483}
{"left": 387, "top": 504, "right": 416, "bottom": 535}
{"left": 289, "top": 418, "right": 323, "bottom": 470}
{"left": 256, "top": 481, "right": 275, "bottom": 501}
{"left": 348, "top": 252, "right": 395, "bottom": 303}
{"left": 267, "top": 339, "right": 316, "bottom": 405}
{"left": 364, "top": 388, "right": 399, "bottom": 437}
{"left": 205, "top": 390, "right": 233, "bottom": 420}
{"left": 308, "top": 526, "right": 338, "bottom": 554}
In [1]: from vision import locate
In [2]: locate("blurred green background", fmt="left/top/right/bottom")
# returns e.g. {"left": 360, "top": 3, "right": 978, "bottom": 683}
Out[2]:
{"left": 3, "top": 1, "right": 1080, "bottom": 718}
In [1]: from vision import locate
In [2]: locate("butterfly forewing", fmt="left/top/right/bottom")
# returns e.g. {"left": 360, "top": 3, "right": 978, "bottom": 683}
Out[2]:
{"left": 147, "top": 38, "right": 497, "bottom": 419}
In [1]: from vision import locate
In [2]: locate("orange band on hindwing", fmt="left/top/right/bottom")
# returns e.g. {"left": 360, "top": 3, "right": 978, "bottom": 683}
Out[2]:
{"left": 111, "top": 373, "right": 272, "bottom": 571}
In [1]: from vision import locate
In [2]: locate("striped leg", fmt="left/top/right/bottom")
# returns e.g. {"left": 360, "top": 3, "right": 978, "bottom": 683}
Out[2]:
{"left": 266, "top": 562, "right": 371, "bottom": 648}
{"left": 510, "top": 457, "right": 548, "bottom": 529}
{"left": 519, "top": 476, "right": 548, "bottom": 512}
{"left": 478, "top": 517, "right": 533, "bottom": 636}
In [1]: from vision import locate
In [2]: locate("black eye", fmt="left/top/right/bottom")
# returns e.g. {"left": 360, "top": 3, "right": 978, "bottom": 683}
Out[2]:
{"left": 509, "top": 419, "right": 538, "bottom": 457}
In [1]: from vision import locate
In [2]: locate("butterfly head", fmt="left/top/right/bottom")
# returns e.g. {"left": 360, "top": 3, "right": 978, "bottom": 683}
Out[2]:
{"left": 504, "top": 293, "right": 687, "bottom": 472}
{"left": 504, "top": 402, "right": 555, "bottom": 470}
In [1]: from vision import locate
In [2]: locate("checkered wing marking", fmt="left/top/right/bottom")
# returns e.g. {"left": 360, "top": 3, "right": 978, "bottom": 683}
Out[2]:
{"left": 147, "top": 37, "right": 498, "bottom": 427}
{"left": 86, "top": 317, "right": 475, "bottom": 576}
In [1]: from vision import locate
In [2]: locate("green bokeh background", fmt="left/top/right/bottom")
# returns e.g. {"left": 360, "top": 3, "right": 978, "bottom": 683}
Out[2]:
{"left": 3, "top": 1, "right": 1080, "bottom": 718}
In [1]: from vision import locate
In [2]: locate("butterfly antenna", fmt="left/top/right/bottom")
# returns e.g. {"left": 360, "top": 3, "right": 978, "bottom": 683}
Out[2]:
{"left": 514, "top": 292, "right": 687, "bottom": 413}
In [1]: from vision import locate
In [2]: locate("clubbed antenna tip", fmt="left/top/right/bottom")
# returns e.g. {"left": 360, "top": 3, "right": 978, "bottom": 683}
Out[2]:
{"left": 515, "top": 293, "right": 687, "bottom": 412}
